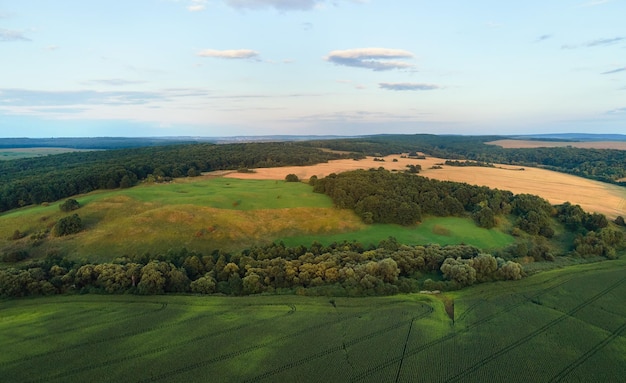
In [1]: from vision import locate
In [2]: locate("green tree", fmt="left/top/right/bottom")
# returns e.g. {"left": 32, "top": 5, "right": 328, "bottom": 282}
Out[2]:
{"left": 59, "top": 198, "right": 80, "bottom": 212}
{"left": 52, "top": 214, "right": 83, "bottom": 237}
{"left": 285, "top": 173, "right": 299, "bottom": 182}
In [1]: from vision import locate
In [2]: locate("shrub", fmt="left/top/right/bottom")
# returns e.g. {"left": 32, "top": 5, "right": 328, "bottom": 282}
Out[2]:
{"left": 52, "top": 214, "right": 83, "bottom": 237}
{"left": 285, "top": 173, "right": 299, "bottom": 182}
{"left": 59, "top": 198, "right": 80, "bottom": 212}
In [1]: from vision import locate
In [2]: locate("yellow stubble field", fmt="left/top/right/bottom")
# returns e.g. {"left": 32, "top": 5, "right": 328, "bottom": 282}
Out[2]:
{"left": 221, "top": 155, "right": 626, "bottom": 219}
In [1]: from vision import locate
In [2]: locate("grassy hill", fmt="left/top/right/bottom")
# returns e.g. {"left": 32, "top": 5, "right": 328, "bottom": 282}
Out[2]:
{"left": 1, "top": 177, "right": 514, "bottom": 263}
{"left": 2, "top": 257, "right": 624, "bottom": 382}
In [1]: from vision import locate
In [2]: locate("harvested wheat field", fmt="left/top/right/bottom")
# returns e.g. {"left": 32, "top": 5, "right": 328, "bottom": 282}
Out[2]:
{"left": 487, "top": 139, "right": 626, "bottom": 150}
{"left": 219, "top": 155, "right": 626, "bottom": 219}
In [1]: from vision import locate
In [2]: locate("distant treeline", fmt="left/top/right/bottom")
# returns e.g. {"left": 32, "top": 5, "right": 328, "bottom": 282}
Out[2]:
{"left": 0, "top": 137, "right": 204, "bottom": 149}
{"left": 0, "top": 142, "right": 345, "bottom": 212}
{"left": 301, "top": 134, "right": 626, "bottom": 185}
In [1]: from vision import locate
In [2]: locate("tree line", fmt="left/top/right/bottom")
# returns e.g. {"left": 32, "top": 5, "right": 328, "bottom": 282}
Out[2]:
{"left": 0, "top": 239, "right": 525, "bottom": 298}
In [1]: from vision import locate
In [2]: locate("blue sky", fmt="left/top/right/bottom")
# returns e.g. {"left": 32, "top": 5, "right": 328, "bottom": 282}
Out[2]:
{"left": 0, "top": 0, "right": 625, "bottom": 137}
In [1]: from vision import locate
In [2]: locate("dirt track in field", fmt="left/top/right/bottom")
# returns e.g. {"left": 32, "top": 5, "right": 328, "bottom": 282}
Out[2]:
{"left": 211, "top": 155, "right": 626, "bottom": 219}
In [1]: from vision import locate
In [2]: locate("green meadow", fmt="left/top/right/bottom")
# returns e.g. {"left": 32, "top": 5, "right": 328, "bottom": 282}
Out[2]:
{"left": 0, "top": 148, "right": 95, "bottom": 160}
{"left": 1, "top": 178, "right": 514, "bottom": 262}
{"left": 2, "top": 258, "right": 624, "bottom": 382}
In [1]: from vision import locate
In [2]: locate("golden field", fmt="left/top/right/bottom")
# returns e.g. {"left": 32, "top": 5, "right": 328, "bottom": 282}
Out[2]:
{"left": 221, "top": 155, "right": 626, "bottom": 219}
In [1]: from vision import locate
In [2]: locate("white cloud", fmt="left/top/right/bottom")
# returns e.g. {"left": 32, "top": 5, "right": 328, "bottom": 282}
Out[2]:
{"left": 197, "top": 49, "right": 259, "bottom": 59}
{"left": 379, "top": 82, "right": 440, "bottom": 91}
{"left": 188, "top": 0, "right": 207, "bottom": 11}
{"left": 225, "top": 0, "right": 320, "bottom": 11}
{"left": 0, "top": 28, "right": 30, "bottom": 42}
{"left": 325, "top": 48, "right": 414, "bottom": 71}
{"left": 577, "top": 0, "right": 612, "bottom": 7}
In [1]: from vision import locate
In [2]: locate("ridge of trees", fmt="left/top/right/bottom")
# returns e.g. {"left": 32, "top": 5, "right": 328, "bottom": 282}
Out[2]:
{"left": 0, "top": 240, "right": 526, "bottom": 298}
{"left": 0, "top": 142, "right": 345, "bottom": 212}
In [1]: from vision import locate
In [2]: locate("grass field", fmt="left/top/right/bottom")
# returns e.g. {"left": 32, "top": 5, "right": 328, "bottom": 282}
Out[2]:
{"left": 0, "top": 147, "right": 95, "bottom": 160}
{"left": 281, "top": 217, "right": 514, "bottom": 250}
{"left": 2, "top": 258, "right": 624, "bottom": 382}
{"left": 0, "top": 178, "right": 513, "bottom": 262}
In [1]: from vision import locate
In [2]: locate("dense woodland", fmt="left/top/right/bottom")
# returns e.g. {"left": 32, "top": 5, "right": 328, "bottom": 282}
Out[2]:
{"left": 0, "top": 142, "right": 344, "bottom": 212}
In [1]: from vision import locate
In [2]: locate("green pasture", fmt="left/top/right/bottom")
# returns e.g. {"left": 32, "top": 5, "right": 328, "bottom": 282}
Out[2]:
{"left": 0, "top": 148, "right": 94, "bottom": 160}
{"left": 281, "top": 216, "right": 515, "bottom": 250}
{"left": 1, "top": 178, "right": 513, "bottom": 262}
{"left": 2, "top": 258, "right": 625, "bottom": 382}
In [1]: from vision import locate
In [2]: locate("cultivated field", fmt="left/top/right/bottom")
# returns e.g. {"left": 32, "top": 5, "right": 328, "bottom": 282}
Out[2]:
{"left": 2, "top": 258, "right": 624, "bottom": 382}
{"left": 487, "top": 139, "right": 626, "bottom": 150}
{"left": 222, "top": 155, "right": 626, "bottom": 219}
{"left": 0, "top": 147, "right": 95, "bottom": 160}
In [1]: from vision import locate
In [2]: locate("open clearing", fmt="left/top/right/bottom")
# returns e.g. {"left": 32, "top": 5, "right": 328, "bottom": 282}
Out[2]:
{"left": 2, "top": 258, "right": 624, "bottom": 382}
{"left": 487, "top": 139, "right": 626, "bottom": 150}
{"left": 222, "top": 154, "right": 626, "bottom": 219}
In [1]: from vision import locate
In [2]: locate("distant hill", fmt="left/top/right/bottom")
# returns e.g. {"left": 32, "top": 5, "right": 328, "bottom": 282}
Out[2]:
{"left": 0, "top": 135, "right": 355, "bottom": 149}
{"left": 511, "top": 133, "right": 626, "bottom": 142}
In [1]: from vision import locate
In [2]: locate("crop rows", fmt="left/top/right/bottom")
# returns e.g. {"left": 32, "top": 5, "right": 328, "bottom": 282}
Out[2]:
{"left": 7, "top": 303, "right": 285, "bottom": 381}
{"left": 445, "top": 277, "right": 625, "bottom": 382}
{"left": 350, "top": 276, "right": 624, "bottom": 382}
{"left": 21, "top": 302, "right": 399, "bottom": 383}
{"left": 241, "top": 306, "right": 434, "bottom": 383}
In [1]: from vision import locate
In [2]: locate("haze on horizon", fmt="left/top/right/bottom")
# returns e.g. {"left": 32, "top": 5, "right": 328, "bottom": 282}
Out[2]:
{"left": 1, "top": 0, "right": 625, "bottom": 138}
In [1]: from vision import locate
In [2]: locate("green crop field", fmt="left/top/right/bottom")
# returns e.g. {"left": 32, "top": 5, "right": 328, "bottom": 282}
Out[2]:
{"left": 2, "top": 258, "right": 624, "bottom": 382}
{"left": 0, "top": 148, "right": 95, "bottom": 160}
{"left": 1, "top": 178, "right": 514, "bottom": 262}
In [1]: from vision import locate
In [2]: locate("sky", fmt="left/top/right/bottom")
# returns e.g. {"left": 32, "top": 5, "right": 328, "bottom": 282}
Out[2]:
{"left": 0, "top": 0, "right": 625, "bottom": 138}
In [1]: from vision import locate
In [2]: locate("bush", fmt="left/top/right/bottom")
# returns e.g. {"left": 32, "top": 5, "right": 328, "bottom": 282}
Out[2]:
{"left": 60, "top": 198, "right": 80, "bottom": 212}
{"left": 1, "top": 250, "right": 29, "bottom": 263}
{"left": 52, "top": 214, "right": 83, "bottom": 237}
{"left": 285, "top": 173, "right": 299, "bottom": 182}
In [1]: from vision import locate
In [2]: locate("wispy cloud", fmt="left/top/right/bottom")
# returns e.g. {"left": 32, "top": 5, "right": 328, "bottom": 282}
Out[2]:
{"left": 562, "top": 36, "right": 625, "bottom": 49}
{"left": 197, "top": 48, "right": 259, "bottom": 59}
{"left": 601, "top": 67, "right": 626, "bottom": 75}
{"left": 83, "top": 79, "right": 148, "bottom": 86}
{"left": 0, "top": 28, "right": 30, "bottom": 42}
{"left": 606, "top": 107, "right": 626, "bottom": 114}
{"left": 225, "top": 0, "right": 320, "bottom": 11}
{"left": 577, "top": 0, "right": 612, "bottom": 7}
{"left": 535, "top": 34, "right": 552, "bottom": 43}
{"left": 188, "top": 0, "right": 207, "bottom": 11}
{"left": 0, "top": 89, "right": 164, "bottom": 106}
{"left": 325, "top": 48, "right": 414, "bottom": 71}
{"left": 379, "top": 82, "right": 440, "bottom": 91}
